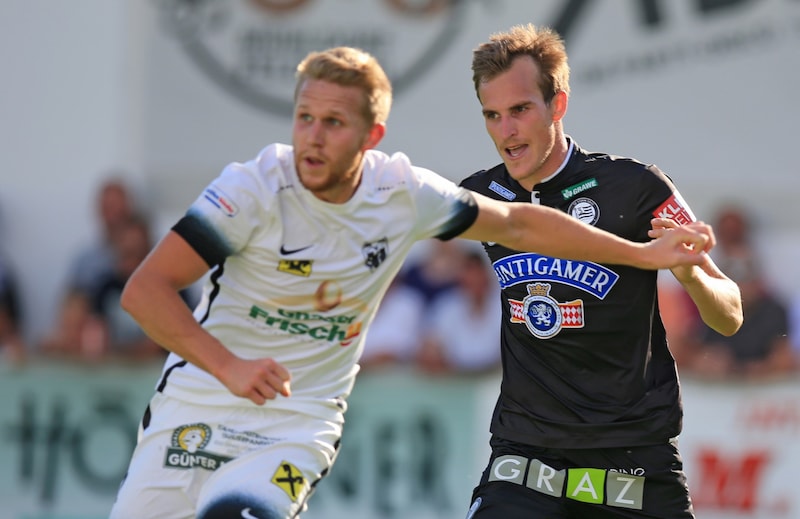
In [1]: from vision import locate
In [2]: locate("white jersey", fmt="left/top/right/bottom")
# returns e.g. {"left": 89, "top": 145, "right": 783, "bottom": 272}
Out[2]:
{"left": 158, "top": 143, "right": 477, "bottom": 419}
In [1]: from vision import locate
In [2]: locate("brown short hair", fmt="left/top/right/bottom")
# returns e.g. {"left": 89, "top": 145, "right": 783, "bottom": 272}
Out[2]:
{"left": 295, "top": 46, "right": 393, "bottom": 125}
{"left": 472, "top": 24, "right": 570, "bottom": 103}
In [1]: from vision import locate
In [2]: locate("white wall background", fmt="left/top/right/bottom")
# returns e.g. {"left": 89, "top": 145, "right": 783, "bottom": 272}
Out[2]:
{"left": 3, "top": 0, "right": 799, "bottom": 345}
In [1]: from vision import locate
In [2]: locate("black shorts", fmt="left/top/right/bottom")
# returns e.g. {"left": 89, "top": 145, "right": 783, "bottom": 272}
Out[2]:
{"left": 466, "top": 436, "right": 694, "bottom": 519}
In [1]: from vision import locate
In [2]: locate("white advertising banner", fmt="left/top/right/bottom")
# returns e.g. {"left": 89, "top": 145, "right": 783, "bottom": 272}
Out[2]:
{"left": 681, "top": 376, "right": 800, "bottom": 519}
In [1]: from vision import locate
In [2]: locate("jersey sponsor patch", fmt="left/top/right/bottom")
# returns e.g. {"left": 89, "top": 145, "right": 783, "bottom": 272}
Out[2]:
{"left": 203, "top": 186, "right": 239, "bottom": 217}
{"left": 248, "top": 304, "right": 363, "bottom": 347}
{"left": 489, "top": 180, "right": 517, "bottom": 200}
{"left": 493, "top": 253, "right": 619, "bottom": 299}
{"left": 653, "top": 192, "right": 695, "bottom": 225}
{"left": 314, "top": 280, "right": 342, "bottom": 312}
{"left": 271, "top": 461, "right": 307, "bottom": 501}
{"left": 508, "top": 283, "right": 584, "bottom": 339}
{"left": 488, "top": 455, "right": 645, "bottom": 510}
{"left": 562, "top": 178, "right": 598, "bottom": 200}
{"left": 164, "top": 423, "right": 232, "bottom": 471}
{"left": 278, "top": 259, "right": 312, "bottom": 277}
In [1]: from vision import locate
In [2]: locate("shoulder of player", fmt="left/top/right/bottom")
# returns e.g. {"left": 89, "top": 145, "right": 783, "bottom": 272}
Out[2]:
{"left": 224, "top": 142, "right": 297, "bottom": 197}
{"left": 581, "top": 150, "right": 669, "bottom": 182}
{"left": 458, "top": 163, "right": 506, "bottom": 190}
{"left": 361, "top": 149, "right": 455, "bottom": 197}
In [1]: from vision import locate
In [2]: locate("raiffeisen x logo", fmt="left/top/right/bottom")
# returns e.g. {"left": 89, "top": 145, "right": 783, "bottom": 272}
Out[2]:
{"left": 271, "top": 461, "right": 306, "bottom": 501}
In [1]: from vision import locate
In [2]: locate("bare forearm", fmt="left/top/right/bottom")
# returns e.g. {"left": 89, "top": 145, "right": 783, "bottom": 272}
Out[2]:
{"left": 679, "top": 268, "right": 743, "bottom": 336}
{"left": 121, "top": 273, "right": 235, "bottom": 377}
{"left": 464, "top": 200, "right": 647, "bottom": 265}
{"left": 507, "top": 207, "right": 646, "bottom": 265}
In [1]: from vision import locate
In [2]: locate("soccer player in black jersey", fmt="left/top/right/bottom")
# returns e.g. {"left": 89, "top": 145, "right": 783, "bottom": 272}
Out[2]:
{"left": 461, "top": 25, "right": 744, "bottom": 519}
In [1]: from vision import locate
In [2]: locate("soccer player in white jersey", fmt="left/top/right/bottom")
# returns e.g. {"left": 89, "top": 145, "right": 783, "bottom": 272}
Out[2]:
{"left": 109, "top": 46, "right": 717, "bottom": 519}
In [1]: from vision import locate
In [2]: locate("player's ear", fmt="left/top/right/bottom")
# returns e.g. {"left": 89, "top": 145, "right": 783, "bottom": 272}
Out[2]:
{"left": 551, "top": 90, "right": 568, "bottom": 122}
{"left": 362, "top": 122, "right": 386, "bottom": 151}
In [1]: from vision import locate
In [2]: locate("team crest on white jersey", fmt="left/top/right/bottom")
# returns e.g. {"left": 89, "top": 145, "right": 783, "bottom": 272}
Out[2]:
{"left": 362, "top": 238, "right": 389, "bottom": 271}
{"left": 509, "top": 283, "right": 584, "bottom": 339}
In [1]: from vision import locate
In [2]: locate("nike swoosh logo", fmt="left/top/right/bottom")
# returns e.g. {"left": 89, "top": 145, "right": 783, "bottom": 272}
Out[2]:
{"left": 241, "top": 508, "right": 260, "bottom": 519}
{"left": 280, "top": 244, "right": 313, "bottom": 255}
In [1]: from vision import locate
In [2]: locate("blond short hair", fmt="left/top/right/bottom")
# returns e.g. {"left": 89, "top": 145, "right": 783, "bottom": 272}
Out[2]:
{"left": 295, "top": 46, "right": 393, "bottom": 125}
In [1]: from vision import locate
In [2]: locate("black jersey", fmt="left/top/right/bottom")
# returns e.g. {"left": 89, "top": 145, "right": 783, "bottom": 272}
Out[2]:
{"left": 460, "top": 139, "right": 696, "bottom": 449}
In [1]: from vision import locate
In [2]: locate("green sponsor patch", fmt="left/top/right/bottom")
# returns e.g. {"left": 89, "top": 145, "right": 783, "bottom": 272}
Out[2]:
{"left": 164, "top": 448, "right": 232, "bottom": 471}
{"left": 567, "top": 468, "right": 605, "bottom": 504}
{"left": 562, "top": 178, "right": 598, "bottom": 200}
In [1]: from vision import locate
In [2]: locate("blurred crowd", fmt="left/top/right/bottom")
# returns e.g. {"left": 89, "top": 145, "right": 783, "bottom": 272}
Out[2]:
{"left": 659, "top": 203, "right": 799, "bottom": 381}
{"left": 1, "top": 177, "right": 198, "bottom": 365}
{"left": 1, "top": 177, "right": 799, "bottom": 382}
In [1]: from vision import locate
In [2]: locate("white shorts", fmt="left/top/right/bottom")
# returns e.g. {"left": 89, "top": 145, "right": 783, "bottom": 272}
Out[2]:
{"left": 109, "top": 392, "right": 343, "bottom": 519}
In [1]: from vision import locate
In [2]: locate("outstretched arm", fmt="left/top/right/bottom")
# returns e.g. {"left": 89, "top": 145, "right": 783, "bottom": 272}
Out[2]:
{"left": 650, "top": 218, "right": 743, "bottom": 336}
{"left": 121, "top": 231, "right": 291, "bottom": 404}
{"left": 458, "top": 192, "right": 711, "bottom": 270}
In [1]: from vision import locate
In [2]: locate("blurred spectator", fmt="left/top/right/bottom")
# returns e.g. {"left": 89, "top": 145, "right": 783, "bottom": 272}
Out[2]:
{"left": 709, "top": 202, "right": 752, "bottom": 278}
{"left": 40, "top": 177, "right": 142, "bottom": 361}
{"left": 83, "top": 215, "right": 165, "bottom": 360}
{"left": 0, "top": 252, "right": 25, "bottom": 364}
{"left": 38, "top": 288, "right": 96, "bottom": 359}
{"left": 415, "top": 247, "right": 501, "bottom": 375}
{"left": 399, "top": 239, "right": 466, "bottom": 305}
{"left": 0, "top": 200, "right": 25, "bottom": 364}
{"left": 67, "top": 176, "right": 138, "bottom": 296}
{"left": 660, "top": 203, "right": 757, "bottom": 371}
{"left": 40, "top": 215, "right": 182, "bottom": 362}
{"left": 657, "top": 270, "right": 701, "bottom": 369}
{"left": 683, "top": 246, "right": 795, "bottom": 380}
{"left": 360, "top": 276, "right": 426, "bottom": 370}
{"left": 790, "top": 296, "right": 800, "bottom": 362}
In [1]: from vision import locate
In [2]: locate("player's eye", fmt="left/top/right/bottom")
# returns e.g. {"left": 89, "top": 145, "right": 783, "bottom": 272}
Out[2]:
{"left": 512, "top": 105, "right": 528, "bottom": 115}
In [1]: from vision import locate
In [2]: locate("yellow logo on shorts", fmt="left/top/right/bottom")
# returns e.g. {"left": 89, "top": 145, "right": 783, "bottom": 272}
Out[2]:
{"left": 173, "top": 423, "right": 211, "bottom": 453}
{"left": 271, "top": 461, "right": 306, "bottom": 501}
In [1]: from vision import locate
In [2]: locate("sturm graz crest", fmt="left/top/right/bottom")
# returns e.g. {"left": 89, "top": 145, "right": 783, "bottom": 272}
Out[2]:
{"left": 362, "top": 238, "right": 389, "bottom": 271}
{"left": 157, "top": 0, "right": 468, "bottom": 116}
